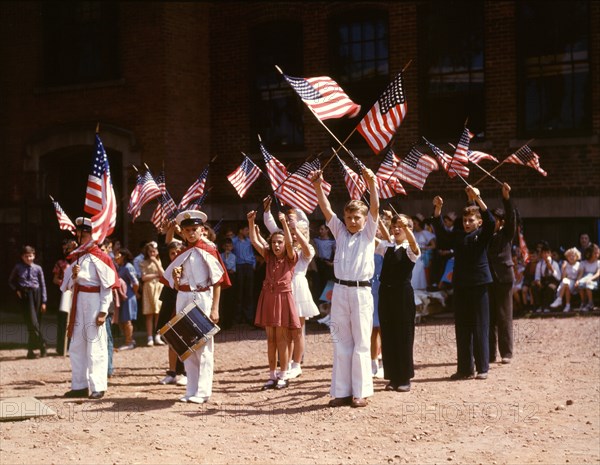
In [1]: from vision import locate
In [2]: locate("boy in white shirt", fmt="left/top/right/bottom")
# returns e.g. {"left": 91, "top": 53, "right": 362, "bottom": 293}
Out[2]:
{"left": 309, "top": 166, "right": 379, "bottom": 408}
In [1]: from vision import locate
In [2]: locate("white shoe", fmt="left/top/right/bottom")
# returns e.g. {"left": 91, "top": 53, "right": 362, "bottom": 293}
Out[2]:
{"left": 154, "top": 335, "right": 166, "bottom": 346}
{"left": 288, "top": 365, "right": 302, "bottom": 379}
{"left": 563, "top": 303, "right": 571, "bottom": 312}
{"left": 373, "top": 367, "right": 384, "bottom": 379}
{"left": 175, "top": 375, "right": 188, "bottom": 386}
{"left": 550, "top": 297, "right": 562, "bottom": 308}
{"left": 187, "top": 396, "right": 208, "bottom": 404}
{"left": 179, "top": 396, "right": 189, "bottom": 403}
{"left": 318, "top": 314, "right": 331, "bottom": 325}
{"left": 118, "top": 342, "right": 135, "bottom": 351}
{"left": 147, "top": 337, "right": 154, "bottom": 347}
{"left": 159, "top": 374, "right": 176, "bottom": 385}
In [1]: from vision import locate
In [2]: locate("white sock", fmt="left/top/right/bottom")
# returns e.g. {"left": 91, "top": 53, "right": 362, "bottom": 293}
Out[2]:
{"left": 291, "top": 362, "right": 301, "bottom": 369}
{"left": 279, "top": 370, "right": 289, "bottom": 380}
{"left": 269, "top": 370, "right": 277, "bottom": 380}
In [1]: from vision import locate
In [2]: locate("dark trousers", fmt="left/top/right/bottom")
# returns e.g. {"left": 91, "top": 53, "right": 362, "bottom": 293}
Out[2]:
{"left": 219, "top": 272, "right": 236, "bottom": 329}
{"left": 489, "top": 281, "right": 514, "bottom": 360}
{"left": 454, "top": 285, "right": 489, "bottom": 375}
{"left": 56, "top": 310, "right": 68, "bottom": 355}
{"left": 531, "top": 281, "right": 558, "bottom": 309}
{"left": 19, "top": 288, "right": 46, "bottom": 352}
{"left": 379, "top": 284, "right": 416, "bottom": 385}
{"left": 235, "top": 264, "right": 255, "bottom": 324}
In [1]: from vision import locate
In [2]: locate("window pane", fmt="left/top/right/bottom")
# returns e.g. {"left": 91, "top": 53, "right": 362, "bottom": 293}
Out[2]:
{"left": 252, "top": 21, "right": 304, "bottom": 150}
{"left": 420, "top": 1, "right": 485, "bottom": 139}
{"left": 518, "top": 0, "right": 591, "bottom": 136}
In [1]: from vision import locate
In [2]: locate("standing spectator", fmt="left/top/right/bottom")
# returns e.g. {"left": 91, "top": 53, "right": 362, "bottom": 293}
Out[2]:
{"left": 232, "top": 222, "right": 256, "bottom": 325}
{"left": 52, "top": 238, "right": 77, "bottom": 356}
{"left": 411, "top": 215, "right": 435, "bottom": 290}
{"left": 432, "top": 185, "right": 496, "bottom": 381}
{"left": 140, "top": 241, "right": 165, "bottom": 346}
{"left": 577, "top": 232, "right": 591, "bottom": 256}
{"left": 430, "top": 212, "right": 456, "bottom": 288}
{"left": 115, "top": 248, "right": 139, "bottom": 350}
{"left": 313, "top": 223, "right": 336, "bottom": 299}
{"left": 219, "top": 237, "right": 237, "bottom": 330}
{"left": 532, "top": 242, "right": 560, "bottom": 313}
{"left": 8, "top": 245, "right": 48, "bottom": 359}
{"left": 487, "top": 183, "right": 517, "bottom": 365}
{"left": 99, "top": 238, "right": 118, "bottom": 377}
{"left": 512, "top": 250, "right": 526, "bottom": 315}
{"left": 521, "top": 249, "right": 538, "bottom": 310}
{"left": 576, "top": 243, "right": 600, "bottom": 311}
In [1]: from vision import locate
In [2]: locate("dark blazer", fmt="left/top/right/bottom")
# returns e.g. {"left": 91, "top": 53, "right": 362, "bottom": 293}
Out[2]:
{"left": 432, "top": 208, "right": 495, "bottom": 288}
{"left": 487, "top": 197, "right": 516, "bottom": 284}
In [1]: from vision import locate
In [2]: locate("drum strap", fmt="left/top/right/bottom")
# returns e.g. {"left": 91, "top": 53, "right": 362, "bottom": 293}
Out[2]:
{"left": 178, "top": 284, "right": 210, "bottom": 293}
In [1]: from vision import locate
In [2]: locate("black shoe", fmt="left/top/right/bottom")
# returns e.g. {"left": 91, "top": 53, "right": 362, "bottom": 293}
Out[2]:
{"left": 449, "top": 372, "right": 474, "bottom": 381}
{"left": 64, "top": 388, "right": 89, "bottom": 398}
{"left": 384, "top": 383, "right": 398, "bottom": 391}
{"left": 89, "top": 391, "right": 105, "bottom": 399}
{"left": 27, "top": 351, "right": 37, "bottom": 359}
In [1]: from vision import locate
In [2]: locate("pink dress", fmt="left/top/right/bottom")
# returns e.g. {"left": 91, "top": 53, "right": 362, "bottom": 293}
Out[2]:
{"left": 254, "top": 251, "right": 301, "bottom": 329}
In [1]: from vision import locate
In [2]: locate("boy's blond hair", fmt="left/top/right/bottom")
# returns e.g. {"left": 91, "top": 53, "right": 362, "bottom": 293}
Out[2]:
{"left": 344, "top": 200, "right": 368, "bottom": 216}
{"left": 392, "top": 214, "right": 413, "bottom": 230}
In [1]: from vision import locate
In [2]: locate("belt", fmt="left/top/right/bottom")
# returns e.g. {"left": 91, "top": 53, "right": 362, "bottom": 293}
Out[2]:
{"left": 78, "top": 286, "right": 100, "bottom": 293}
{"left": 334, "top": 278, "right": 371, "bottom": 287}
{"left": 178, "top": 284, "right": 210, "bottom": 292}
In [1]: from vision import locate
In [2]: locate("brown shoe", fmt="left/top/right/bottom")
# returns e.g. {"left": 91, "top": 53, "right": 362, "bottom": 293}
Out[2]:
{"left": 328, "top": 396, "right": 352, "bottom": 407}
{"left": 351, "top": 397, "right": 368, "bottom": 408}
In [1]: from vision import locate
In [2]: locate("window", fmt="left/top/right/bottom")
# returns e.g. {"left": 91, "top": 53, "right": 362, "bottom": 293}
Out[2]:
{"left": 518, "top": 1, "right": 591, "bottom": 137}
{"left": 419, "top": 1, "right": 484, "bottom": 140}
{"left": 330, "top": 11, "right": 389, "bottom": 102}
{"left": 251, "top": 21, "right": 304, "bottom": 151}
{"left": 43, "top": 1, "right": 119, "bottom": 87}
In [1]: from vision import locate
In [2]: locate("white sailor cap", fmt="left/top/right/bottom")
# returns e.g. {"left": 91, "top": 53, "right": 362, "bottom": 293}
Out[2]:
{"left": 176, "top": 210, "right": 208, "bottom": 227}
{"left": 75, "top": 217, "right": 92, "bottom": 231}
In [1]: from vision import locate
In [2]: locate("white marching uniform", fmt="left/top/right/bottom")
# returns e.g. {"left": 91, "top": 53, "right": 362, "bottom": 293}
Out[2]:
{"left": 61, "top": 252, "right": 115, "bottom": 393}
{"left": 163, "top": 246, "right": 225, "bottom": 400}
{"left": 327, "top": 212, "right": 377, "bottom": 399}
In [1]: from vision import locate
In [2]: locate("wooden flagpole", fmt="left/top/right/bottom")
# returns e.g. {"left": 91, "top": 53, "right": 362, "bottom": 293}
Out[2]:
{"left": 448, "top": 142, "right": 503, "bottom": 186}
{"left": 422, "top": 137, "right": 469, "bottom": 187}
{"left": 472, "top": 139, "right": 534, "bottom": 186}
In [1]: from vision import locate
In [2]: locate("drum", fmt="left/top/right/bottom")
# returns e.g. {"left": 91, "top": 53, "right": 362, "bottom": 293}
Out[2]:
{"left": 158, "top": 301, "right": 220, "bottom": 361}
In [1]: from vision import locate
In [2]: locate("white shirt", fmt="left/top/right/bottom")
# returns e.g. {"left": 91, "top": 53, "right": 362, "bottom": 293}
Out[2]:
{"left": 327, "top": 213, "right": 376, "bottom": 282}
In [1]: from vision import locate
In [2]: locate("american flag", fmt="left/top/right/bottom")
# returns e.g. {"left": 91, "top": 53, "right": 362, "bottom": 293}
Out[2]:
{"left": 227, "top": 156, "right": 262, "bottom": 198}
{"left": 127, "top": 169, "right": 161, "bottom": 221}
{"left": 278, "top": 158, "right": 332, "bottom": 213}
{"left": 423, "top": 138, "right": 469, "bottom": 179}
{"left": 396, "top": 146, "right": 438, "bottom": 190}
{"left": 337, "top": 157, "right": 366, "bottom": 200}
{"left": 150, "top": 171, "right": 178, "bottom": 231}
{"left": 86, "top": 134, "right": 117, "bottom": 243}
{"left": 375, "top": 148, "right": 406, "bottom": 198}
{"left": 283, "top": 74, "right": 361, "bottom": 121}
{"left": 453, "top": 128, "right": 474, "bottom": 165}
{"left": 505, "top": 145, "right": 547, "bottom": 176}
{"left": 187, "top": 189, "right": 209, "bottom": 211}
{"left": 467, "top": 149, "right": 498, "bottom": 164}
{"left": 178, "top": 165, "right": 209, "bottom": 210}
{"left": 357, "top": 72, "right": 407, "bottom": 154}
{"left": 260, "top": 142, "right": 293, "bottom": 206}
{"left": 50, "top": 197, "right": 76, "bottom": 234}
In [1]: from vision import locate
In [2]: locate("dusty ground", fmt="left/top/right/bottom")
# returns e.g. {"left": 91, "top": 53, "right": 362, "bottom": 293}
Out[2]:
{"left": 0, "top": 314, "right": 599, "bottom": 465}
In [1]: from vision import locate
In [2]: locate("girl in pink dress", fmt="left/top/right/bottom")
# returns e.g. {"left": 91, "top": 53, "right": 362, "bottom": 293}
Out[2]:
{"left": 247, "top": 210, "right": 300, "bottom": 390}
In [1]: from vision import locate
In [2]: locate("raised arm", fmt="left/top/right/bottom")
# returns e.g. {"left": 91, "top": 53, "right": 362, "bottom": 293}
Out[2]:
{"left": 378, "top": 217, "right": 392, "bottom": 242}
{"left": 466, "top": 185, "right": 488, "bottom": 212}
{"left": 400, "top": 216, "right": 420, "bottom": 255}
{"left": 278, "top": 212, "right": 295, "bottom": 260}
{"left": 247, "top": 210, "right": 267, "bottom": 258}
{"left": 362, "top": 167, "right": 380, "bottom": 221}
{"left": 262, "top": 195, "right": 278, "bottom": 234}
{"left": 289, "top": 218, "right": 312, "bottom": 259}
{"left": 309, "top": 170, "right": 334, "bottom": 222}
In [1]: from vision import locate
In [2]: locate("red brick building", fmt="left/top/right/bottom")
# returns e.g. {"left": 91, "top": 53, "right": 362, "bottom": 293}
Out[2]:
{"left": 1, "top": 1, "right": 598, "bottom": 304}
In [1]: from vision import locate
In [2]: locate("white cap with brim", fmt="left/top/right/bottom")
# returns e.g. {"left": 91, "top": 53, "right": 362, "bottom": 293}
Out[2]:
{"left": 176, "top": 210, "right": 207, "bottom": 227}
{"left": 75, "top": 217, "right": 92, "bottom": 231}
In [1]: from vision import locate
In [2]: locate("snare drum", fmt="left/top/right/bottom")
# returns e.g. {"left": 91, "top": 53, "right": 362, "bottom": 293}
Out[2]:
{"left": 158, "top": 301, "right": 220, "bottom": 361}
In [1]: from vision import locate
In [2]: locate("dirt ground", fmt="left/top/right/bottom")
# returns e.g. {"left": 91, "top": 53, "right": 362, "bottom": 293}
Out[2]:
{"left": 0, "top": 315, "right": 599, "bottom": 465}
